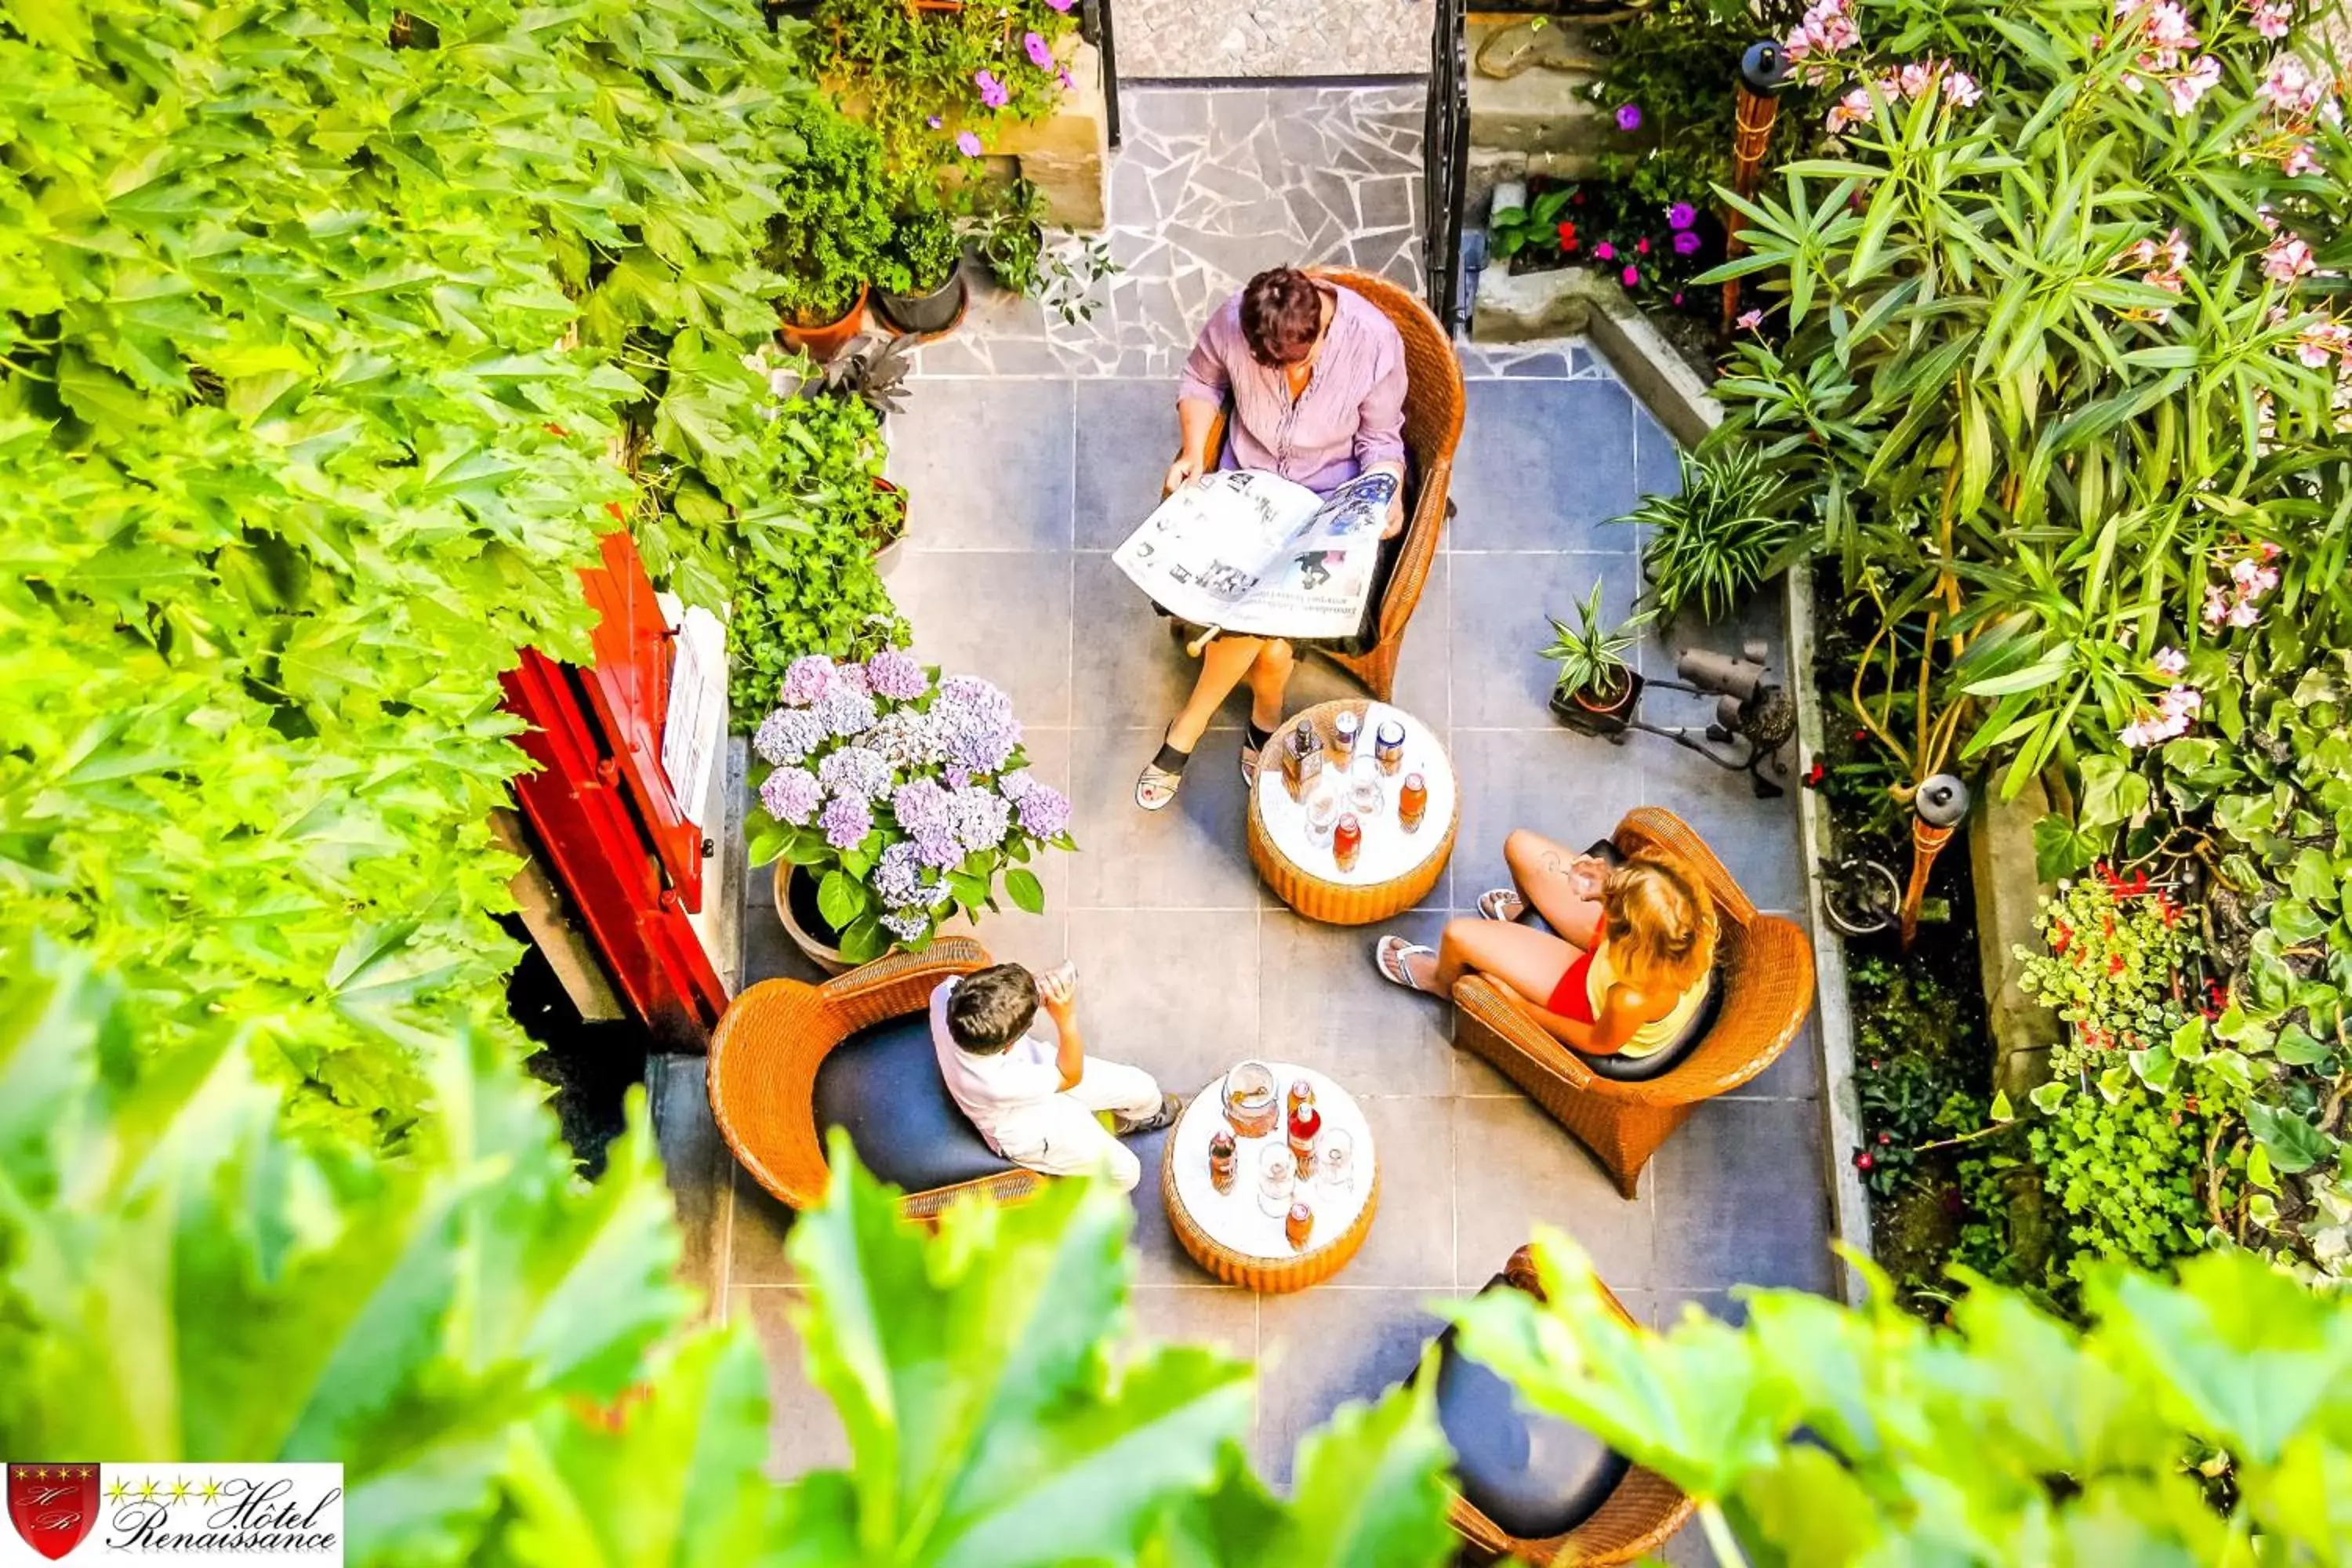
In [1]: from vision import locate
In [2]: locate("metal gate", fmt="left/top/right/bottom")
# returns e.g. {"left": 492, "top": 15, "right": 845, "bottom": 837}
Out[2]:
{"left": 1082, "top": 0, "right": 1121, "bottom": 149}
{"left": 1422, "top": 0, "right": 1470, "bottom": 330}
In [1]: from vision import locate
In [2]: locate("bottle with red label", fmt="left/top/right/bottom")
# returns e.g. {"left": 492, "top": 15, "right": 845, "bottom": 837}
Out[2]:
{"left": 1287, "top": 1094, "right": 1323, "bottom": 1181}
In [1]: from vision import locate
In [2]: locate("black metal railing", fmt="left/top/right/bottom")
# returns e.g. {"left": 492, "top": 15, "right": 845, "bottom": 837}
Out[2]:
{"left": 1422, "top": 0, "right": 1469, "bottom": 329}
{"left": 1082, "top": 0, "right": 1122, "bottom": 150}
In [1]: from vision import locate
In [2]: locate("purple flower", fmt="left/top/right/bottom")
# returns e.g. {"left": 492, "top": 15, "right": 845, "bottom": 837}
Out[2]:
{"left": 1045, "top": 0, "right": 1074, "bottom": 10}
{"left": 934, "top": 674, "right": 1021, "bottom": 774}
{"left": 753, "top": 708, "right": 827, "bottom": 767}
{"left": 867, "top": 709, "right": 946, "bottom": 769}
{"left": 874, "top": 842, "right": 933, "bottom": 909}
{"left": 815, "top": 683, "right": 878, "bottom": 739}
{"left": 1672, "top": 229, "right": 1701, "bottom": 256}
{"left": 759, "top": 766, "right": 822, "bottom": 826}
{"left": 1621, "top": 264, "right": 1641, "bottom": 288}
{"left": 956, "top": 130, "right": 983, "bottom": 158}
{"left": 1615, "top": 103, "right": 1643, "bottom": 131}
{"left": 915, "top": 829, "right": 964, "bottom": 871}
{"left": 818, "top": 746, "right": 892, "bottom": 802}
{"left": 950, "top": 786, "right": 1013, "bottom": 853}
{"left": 881, "top": 909, "right": 933, "bottom": 943}
{"left": 865, "top": 648, "right": 930, "bottom": 701}
{"left": 779, "top": 655, "right": 836, "bottom": 707}
{"left": 1667, "top": 201, "right": 1697, "bottom": 230}
{"left": 892, "top": 778, "right": 955, "bottom": 837}
{"left": 1058, "top": 66, "right": 1074, "bottom": 89}
{"left": 1025, "top": 30, "right": 1054, "bottom": 67}
{"left": 927, "top": 114, "right": 944, "bottom": 129}
{"left": 1006, "top": 775, "right": 1071, "bottom": 837}
{"left": 976, "top": 69, "right": 1009, "bottom": 109}
{"left": 821, "top": 793, "right": 873, "bottom": 851}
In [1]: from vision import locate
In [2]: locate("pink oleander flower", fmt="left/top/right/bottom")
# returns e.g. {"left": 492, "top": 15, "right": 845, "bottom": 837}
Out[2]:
{"left": 1944, "top": 69, "right": 1981, "bottom": 107}
{"left": 956, "top": 129, "right": 983, "bottom": 157}
{"left": 1594, "top": 241, "right": 1616, "bottom": 260}
{"left": 2231, "top": 555, "right": 2281, "bottom": 595}
{"left": 1024, "top": 30, "right": 1054, "bottom": 67}
{"left": 2284, "top": 139, "right": 2318, "bottom": 176}
{"left": 2292, "top": 320, "right": 2350, "bottom": 366}
{"left": 2154, "top": 646, "right": 2187, "bottom": 677}
{"left": 2227, "top": 596, "right": 2262, "bottom": 627}
{"left": 2250, "top": 0, "right": 2291, "bottom": 37}
{"left": 1667, "top": 201, "right": 1697, "bottom": 230}
{"left": 1826, "top": 85, "right": 1875, "bottom": 133}
{"left": 1896, "top": 60, "right": 1934, "bottom": 97}
{"left": 1621, "top": 263, "right": 1641, "bottom": 287}
{"left": 2169, "top": 54, "right": 2220, "bottom": 114}
{"left": 976, "top": 68, "right": 1010, "bottom": 108}
{"left": 2264, "top": 233, "right": 2316, "bottom": 283}
{"left": 1737, "top": 308, "right": 1764, "bottom": 331}
{"left": 2203, "top": 584, "right": 2232, "bottom": 626}
{"left": 2262, "top": 53, "right": 2327, "bottom": 117}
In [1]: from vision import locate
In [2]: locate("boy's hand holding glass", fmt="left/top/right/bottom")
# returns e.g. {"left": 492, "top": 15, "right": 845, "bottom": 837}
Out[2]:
{"left": 1038, "top": 961, "right": 1080, "bottom": 1014}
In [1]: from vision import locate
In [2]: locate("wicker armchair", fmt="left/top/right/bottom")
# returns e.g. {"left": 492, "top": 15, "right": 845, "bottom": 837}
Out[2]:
{"left": 1177, "top": 266, "right": 1465, "bottom": 701}
{"left": 706, "top": 937, "right": 1048, "bottom": 1221}
{"left": 1443, "top": 1247, "right": 1696, "bottom": 1565}
{"left": 1453, "top": 808, "right": 1816, "bottom": 1199}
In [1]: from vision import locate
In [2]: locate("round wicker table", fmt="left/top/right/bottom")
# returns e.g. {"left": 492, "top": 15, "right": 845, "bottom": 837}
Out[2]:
{"left": 1247, "top": 699, "right": 1457, "bottom": 925}
{"left": 1161, "top": 1062, "right": 1380, "bottom": 1293}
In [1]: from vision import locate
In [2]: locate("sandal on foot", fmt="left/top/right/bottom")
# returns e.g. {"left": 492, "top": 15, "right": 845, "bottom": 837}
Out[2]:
{"left": 1117, "top": 1092, "right": 1186, "bottom": 1136}
{"left": 1374, "top": 935, "right": 1439, "bottom": 993}
{"left": 1135, "top": 732, "right": 1193, "bottom": 811}
{"left": 1240, "top": 720, "right": 1276, "bottom": 785}
{"left": 1476, "top": 887, "right": 1528, "bottom": 923}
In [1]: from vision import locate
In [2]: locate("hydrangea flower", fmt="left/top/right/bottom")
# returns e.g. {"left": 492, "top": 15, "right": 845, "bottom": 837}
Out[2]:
{"left": 1666, "top": 202, "right": 1697, "bottom": 230}
{"left": 956, "top": 129, "right": 983, "bottom": 158}
{"left": 865, "top": 648, "right": 930, "bottom": 701}
{"left": 950, "top": 786, "right": 1013, "bottom": 853}
{"left": 874, "top": 842, "right": 933, "bottom": 909}
{"left": 1025, "top": 30, "right": 1054, "bottom": 67}
{"left": 818, "top": 746, "right": 893, "bottom": 803}
{"left": 1614, "top": 103, "right": 1642, "bottom": 131}
{"left": 882, "top": 909, "right": 934, "bottom": 943}
{"left": 821, "top": 792, "right": 873, "bottom": 851}
{"left": 753, "top": 708, "right": 827, "bottom": 767}
{"left": 1004, "top": 773, "right": 1072, "bottom": 838}
{"left": 892, "top": 777, "right": 954, "bottom": 837}
{"left": 759, "top": 766, "right": 822, "bottom": 826}
{"left": 816, "top": 682, "right": 879, "bottom": 739}
{"left": 1672, "top": 229, "right": 1702, "bottom": 256}
{"left": 934, "top": 674, "right": 1022, "bottom": 774}
{"left": 915, "top": 828, "right": 965, "bottom": 871}
{"left": 867, "top": 709, "right": 946, "bottom": 769}
{"left": 976, "top": 69, "right": 1010, "bottom": 109}
{"left": 779, "top": 655, "right": 836, "bottom": 707}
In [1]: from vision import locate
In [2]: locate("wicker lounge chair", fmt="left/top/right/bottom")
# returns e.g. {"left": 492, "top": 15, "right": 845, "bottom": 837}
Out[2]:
{"left": 1436, "top": 1247, "right": 1696, "bottom": 1564}
{"left": 706, "top": 936, "right": 1047, "bottom": 1221}
{"left": 1174, "top": 265, "right": 1465, "bottom": 701}
{"left": 1452, "top": 808, "right": 1816, "bottom": 1198}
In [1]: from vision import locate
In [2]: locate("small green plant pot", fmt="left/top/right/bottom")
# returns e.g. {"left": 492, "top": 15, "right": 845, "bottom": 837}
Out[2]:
{"left": 1549, "top": 669, "right": 1643, "bottom": 740}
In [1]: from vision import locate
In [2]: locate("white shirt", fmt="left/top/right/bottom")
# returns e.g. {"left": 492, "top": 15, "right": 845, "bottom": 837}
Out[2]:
{"left": 930, "top": 979, "right": 1064, "bottom": 1148}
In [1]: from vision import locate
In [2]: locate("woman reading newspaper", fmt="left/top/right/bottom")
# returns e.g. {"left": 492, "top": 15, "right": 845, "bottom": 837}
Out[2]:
{"left": 1134, "top": 267, "right": 1410, "bottom": 811}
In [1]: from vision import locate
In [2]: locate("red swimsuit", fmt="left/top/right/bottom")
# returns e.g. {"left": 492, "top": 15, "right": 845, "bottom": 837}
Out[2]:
{"left": 1547, "top": 949, "right": 1599, "bottom": 1022}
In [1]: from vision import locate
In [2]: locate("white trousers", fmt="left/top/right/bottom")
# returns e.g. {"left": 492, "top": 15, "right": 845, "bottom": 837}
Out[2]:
{"left": 984, "top": 1057, "right": 1164, "bottom": 1192}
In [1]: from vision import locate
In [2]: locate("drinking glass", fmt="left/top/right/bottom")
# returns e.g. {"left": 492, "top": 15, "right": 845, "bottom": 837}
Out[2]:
{"left": 1305, "top": 782, "right": 1341, "bottom": 848}
{"left": 1258, "top": 1144, "right": 1297, "bottom": 1217}
{"left": 1346, "top": 754, "right": 1385, "bottom": 817}
{"left": 1319, "top": 1127, "right": 1354, "bottom": 1196}
{"left": 1221, "top": 1059, "right": 1278, "bottom": 1139}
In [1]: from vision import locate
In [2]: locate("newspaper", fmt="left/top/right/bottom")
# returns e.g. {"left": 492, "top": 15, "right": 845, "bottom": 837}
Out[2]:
{"left": 1110, "top": 468, "right": 1399, "bottom": 641}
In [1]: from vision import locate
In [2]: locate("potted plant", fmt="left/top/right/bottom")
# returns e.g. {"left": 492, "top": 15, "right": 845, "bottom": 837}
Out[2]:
{"left": 873, "top": 194, "right": 969, "bottom": 337}
{"left": 1541, "top": 580, "right": 1646, "bottom": 737}
{"left": 766, "top": 97, "right": 893, "bottom": 361}
{"left": 747, "top": 653, "right": 1076, "bottom": 970}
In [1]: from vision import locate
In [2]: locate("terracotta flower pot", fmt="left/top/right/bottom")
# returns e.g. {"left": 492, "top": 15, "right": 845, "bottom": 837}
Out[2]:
{"left": 779, "top": 284, "right": 869, "bottom": 363}
{"left": 773, "top": 864, "right": 852, "bottom": 976}
{"left": 1549, "top": 668, "right": 1645, "bottom": 739}
{"left": 875, "top": 260, "right": 969, "bottom": 339}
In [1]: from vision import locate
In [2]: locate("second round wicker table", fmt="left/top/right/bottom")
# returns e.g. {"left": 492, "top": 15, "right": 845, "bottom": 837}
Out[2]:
{"left": 1161, "top": 1062, "right": 1380, "bottom": 1293}
{"left": 1247, "top": 699, "right": 1457, "bottom": 925}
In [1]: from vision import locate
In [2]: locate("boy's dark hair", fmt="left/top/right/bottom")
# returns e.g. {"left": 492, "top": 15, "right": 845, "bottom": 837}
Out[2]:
{"left": 946, "top": 964, "right": 1040, "bottom": 1054}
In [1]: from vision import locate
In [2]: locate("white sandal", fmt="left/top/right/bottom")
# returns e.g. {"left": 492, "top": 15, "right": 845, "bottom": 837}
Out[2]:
{"left": 1476, "top": 887, "right": 1526, "bottom": 923}
{"left": 1373, "top": 935, "right": 1438, "bottom": 993}
{"left": 1135, "top": 730, "right": 1192, "bottom": 812}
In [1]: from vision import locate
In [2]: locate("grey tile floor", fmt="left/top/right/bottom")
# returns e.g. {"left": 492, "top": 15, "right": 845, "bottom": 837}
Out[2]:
{"left": 655, "top": 88, "right": 1832, "bottom": 1559}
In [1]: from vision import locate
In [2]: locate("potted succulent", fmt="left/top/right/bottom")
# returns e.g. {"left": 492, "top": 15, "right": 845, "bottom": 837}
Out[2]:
{"left": 747, "top": 654, "right": 1076, "bottom": 970}
{"left": 1542, "top": 580, "right": 1646, "bottom": 737}
{"left": 873, "top": 194, "right": 969, "bottom": 337}
{"left": 766, "top": 97, "right": 893, "bottom": 361}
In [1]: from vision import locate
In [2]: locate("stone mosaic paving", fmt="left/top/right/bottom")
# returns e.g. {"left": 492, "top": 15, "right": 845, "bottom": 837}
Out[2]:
{"left": 1116, "top": 0, "right": 1426, "bottom": 79}
{"left": 922, "top": 85, "right": 1428, "bottom": 379}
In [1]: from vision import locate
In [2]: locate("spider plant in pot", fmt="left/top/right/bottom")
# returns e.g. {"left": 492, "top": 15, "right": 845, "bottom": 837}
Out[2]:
{"left": 1617, "top": 443, "right": 1803, "bottom": 627}
{"left": 1542, "top": 580, "right": 1646, "bottom": 737}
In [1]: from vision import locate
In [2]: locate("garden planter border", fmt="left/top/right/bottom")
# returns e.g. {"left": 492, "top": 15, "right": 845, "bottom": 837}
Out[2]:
{"left": 1580, "top": 296, "right": 1875, "bottom": 1304}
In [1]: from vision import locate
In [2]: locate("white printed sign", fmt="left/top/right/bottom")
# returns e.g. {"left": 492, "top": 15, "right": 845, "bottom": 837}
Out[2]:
{"left": 3, "top": 1464, "right": 343, "bottom": 1565}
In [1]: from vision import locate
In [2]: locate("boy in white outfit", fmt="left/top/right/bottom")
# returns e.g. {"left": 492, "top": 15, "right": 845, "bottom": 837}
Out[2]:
{"left": 929, "top": 961, "right": 1179, "bottom": 1192}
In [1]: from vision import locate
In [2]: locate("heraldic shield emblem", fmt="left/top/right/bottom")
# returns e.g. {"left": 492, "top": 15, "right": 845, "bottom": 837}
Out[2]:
{"left": 7, "top": 1464, "right": 100, "bottom": 1560}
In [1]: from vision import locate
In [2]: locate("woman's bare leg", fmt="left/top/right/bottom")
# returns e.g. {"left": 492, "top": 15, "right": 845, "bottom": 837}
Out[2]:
{"left": 1166, "top": 634, "right": 1265, "bottom": 752}
{"left": 1504, "top": 828, "right": 1605, "bottom": 948}
{"left": 1243, "top": 638, "right": 1294, "bottom": 731}
{"left": 1403, "top": 917, "right": 1576, "bottom": 1001}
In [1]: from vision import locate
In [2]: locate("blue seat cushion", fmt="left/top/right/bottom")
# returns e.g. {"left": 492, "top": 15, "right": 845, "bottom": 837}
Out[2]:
{"left": 1515, "top": 838, "right": 1722, "bottom": 1084}
{"left": 1433, "top": 1275, "right": 1629, "bottom": 1539}
{"left": 811, "top": 1013, "right": 1018, "bottom": 1193}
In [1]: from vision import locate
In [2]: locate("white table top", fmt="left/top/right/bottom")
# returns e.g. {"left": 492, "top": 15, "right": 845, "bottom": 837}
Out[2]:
{"left": 1170, "top": 1062, "right": 1376, "bottom": 1261}
{"left": 1253, "top": 702, "right": 1454, "bottom": 887}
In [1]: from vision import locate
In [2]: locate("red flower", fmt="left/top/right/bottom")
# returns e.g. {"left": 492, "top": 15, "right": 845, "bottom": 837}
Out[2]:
{"left": 1854, "top": 1150, "right": 1875, "bottom": 1171}
{"left": 1556, "top": 220, "right": 1578, "bottom": 248}
{"left": 2051, "top": 920, "right": 2073, "bottom": 956}
{"left": 1802, "top": 759, "right": 1827, "bottom": 788}
{"left": 2107, "top": 953, "right": 2126, "bottom": 977}
{"left": 1852, "top": 728, "right": 1869, "bottom": 741}
{"left": 1876, "top": 1131, "right": 1892, "bottom": 1145}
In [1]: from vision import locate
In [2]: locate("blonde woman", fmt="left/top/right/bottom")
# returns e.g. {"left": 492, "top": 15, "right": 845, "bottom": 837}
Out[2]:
{"left": 1373, "top": 829, "right": 1718, "bottom": 1062}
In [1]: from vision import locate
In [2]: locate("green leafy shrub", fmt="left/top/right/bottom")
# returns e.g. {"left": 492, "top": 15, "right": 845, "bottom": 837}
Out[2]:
{"left": 1848, "top": 956, "right": 1981, "bottom": 1196}
{"left": 768, "top": 93, "right": 895, "bottom": 326}
{"left": 0, "top": 0, "right": 815, "bottom": 1141}
{"left": 1622, "top": 442, "right": 1803, "bottom": 624}
{"left": 1457, "top": 1232, "right": 2352, "bottom": 1565}
{"left": 877, "top": 188, "right": 964, "bottom": 297}
{"left": 2031, "top": 1079, "right": 2212, "bottom": 1282}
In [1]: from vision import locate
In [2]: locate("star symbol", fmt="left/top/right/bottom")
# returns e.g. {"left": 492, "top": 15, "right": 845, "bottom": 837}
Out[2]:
{"left": 168, "top": 1480, "right": 191, "bottom": 1504}
{"left": 34, "top": 1468, "right": 49, "bottom": 1479}
{"left": 198, "top": 1479, "right": 222, "bottom": 1504}
{"left": 105, "top": 1479, "right": 130, "bottom": 1503}
{"left": 136, "top": 1479, "right": 159, "bottom": 1501}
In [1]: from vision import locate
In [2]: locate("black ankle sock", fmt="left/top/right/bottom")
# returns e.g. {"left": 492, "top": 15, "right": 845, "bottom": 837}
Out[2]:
{"left": 1245, "top": 719, "right": 1276, "bottom": 748}
{"left": 1151, "top": 735, "right": 1194, "bottom": 774}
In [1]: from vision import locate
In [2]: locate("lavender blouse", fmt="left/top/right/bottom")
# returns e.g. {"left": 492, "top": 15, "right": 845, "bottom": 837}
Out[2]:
{"left": 1176, "top": 283, "right": 1409, "bottom": 495}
